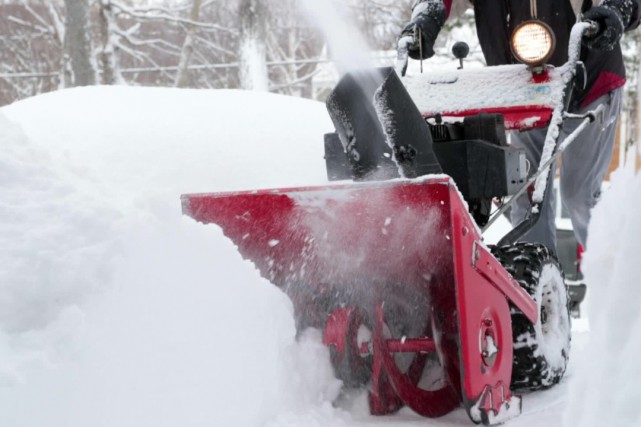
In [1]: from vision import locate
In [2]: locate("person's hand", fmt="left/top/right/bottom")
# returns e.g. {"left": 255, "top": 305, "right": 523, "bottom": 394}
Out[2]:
{"left": 400, "top": 1, "right": 446, "bottom": 60}
{"left": 583, "top": 6, "right": 625, "bottom": 51}
{"left": 400, "top": 13, "right": 442, "bottom": 60}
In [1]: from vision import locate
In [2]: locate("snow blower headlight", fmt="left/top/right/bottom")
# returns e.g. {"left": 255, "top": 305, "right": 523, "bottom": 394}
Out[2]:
{"left": 511, "top": 21, "right": 556, "bottom": 68}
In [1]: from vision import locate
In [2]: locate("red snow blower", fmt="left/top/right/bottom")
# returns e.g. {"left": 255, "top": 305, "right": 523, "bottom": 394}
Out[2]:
{"left": 182, "top": 21, "right": 600, "bottom": 425}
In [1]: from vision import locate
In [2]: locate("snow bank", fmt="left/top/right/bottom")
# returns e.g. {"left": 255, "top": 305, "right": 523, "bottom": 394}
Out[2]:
{"left": 0, "top": 87, "right": 345, "bottom": 426}
{"left": 0, "top": 112, "right": 122, "bottom": 386}
{"left": 2, "top": 86, "right": 329, "bottom": 196}
{"left": 564, "top": 163, "right": 641, "bottom": 427}
{"left": 1, "top": 214, "right": 343, "bottom": 427}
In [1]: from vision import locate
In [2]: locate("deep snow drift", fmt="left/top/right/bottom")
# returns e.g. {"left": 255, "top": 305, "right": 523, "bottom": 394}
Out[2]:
{"left": 0, "top": 87, "right": 343, "bottom": 427}
{"left": 564, "top": 163, "right": 641, "bottom": 427}
{"left": 0, "top": 86, "right": 639, "bottom": 426}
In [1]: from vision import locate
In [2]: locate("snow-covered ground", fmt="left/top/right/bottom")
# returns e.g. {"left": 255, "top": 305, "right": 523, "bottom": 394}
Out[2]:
{"left": 0, "top": 86, "right": 639, "bottom": 426}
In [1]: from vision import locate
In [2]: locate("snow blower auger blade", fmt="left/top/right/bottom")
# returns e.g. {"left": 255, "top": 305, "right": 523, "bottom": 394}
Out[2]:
{"left": 182, "top": 177, "right": 537, "bottom": 424}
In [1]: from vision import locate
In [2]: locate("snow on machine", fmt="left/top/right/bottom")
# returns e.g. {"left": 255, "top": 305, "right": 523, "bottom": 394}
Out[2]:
{"left": 182, "top": 20, "right": 601, "bottom": 425}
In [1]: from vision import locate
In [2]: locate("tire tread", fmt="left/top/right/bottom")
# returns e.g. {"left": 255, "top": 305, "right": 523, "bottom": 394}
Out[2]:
{"left": 492, "top": 243, "right": 571, "bottom": 391}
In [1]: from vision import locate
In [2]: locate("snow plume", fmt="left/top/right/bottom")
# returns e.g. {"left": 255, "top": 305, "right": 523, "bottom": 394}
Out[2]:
{"left": 287, "top": 181, "right": 445, "bottom": 324}
{"left": 564, "top": 162, "right": 641, "bottom": 427}
{"left": 298, "top": 0, "right": 374, "bottom": 74}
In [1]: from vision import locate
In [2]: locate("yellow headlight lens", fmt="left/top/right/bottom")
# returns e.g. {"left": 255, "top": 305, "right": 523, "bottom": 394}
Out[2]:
{"left": 511, "top": 21, "right": 556, "bottom": 67}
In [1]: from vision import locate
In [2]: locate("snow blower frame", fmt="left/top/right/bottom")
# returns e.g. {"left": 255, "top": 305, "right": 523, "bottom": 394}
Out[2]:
{"left": 182, "top": 22, "right": 600, "bottom": 425}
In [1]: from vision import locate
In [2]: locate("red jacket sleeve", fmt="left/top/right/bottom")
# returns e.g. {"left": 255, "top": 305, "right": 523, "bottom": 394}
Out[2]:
{"left": 443, "top": 0, "right": 453, "bottom": 17}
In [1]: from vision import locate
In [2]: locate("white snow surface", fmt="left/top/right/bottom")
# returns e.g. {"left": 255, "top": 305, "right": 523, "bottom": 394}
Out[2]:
{"left": 0, "top": 85, "right": 640, "bottom": 426}
{"left": 402, "top": 63, "right": 565, "bottom": 120}
{"left": 564, "top": 162, "right": 641, "bottom": 427}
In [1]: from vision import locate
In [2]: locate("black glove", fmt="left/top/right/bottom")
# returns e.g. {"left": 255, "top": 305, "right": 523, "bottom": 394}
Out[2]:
{"left": 583, "top": 0, "right": 636, "bottom": 51}
{"left": 401, "top": 1, "right": 446, "bottom": 60}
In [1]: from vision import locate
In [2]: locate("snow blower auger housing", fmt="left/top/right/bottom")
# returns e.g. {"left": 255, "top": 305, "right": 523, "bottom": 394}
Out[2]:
{"left": 184, "top": 177, "right": 536, "bottom": 423}
{"left": 182, "top": 22, "right": 600, "bottom": 425}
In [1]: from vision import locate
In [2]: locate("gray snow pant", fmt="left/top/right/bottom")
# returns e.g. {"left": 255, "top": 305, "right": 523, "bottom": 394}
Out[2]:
{"left": 510, "top": 87, "right": 622, "bottom": 252}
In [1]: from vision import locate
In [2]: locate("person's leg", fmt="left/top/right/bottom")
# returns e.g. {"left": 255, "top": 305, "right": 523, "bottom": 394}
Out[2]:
{"left": 560, "top": 88, "right": 622, "bottom": 248}
{"left": 509, "top": 127, "right": 558, "bottom": 252}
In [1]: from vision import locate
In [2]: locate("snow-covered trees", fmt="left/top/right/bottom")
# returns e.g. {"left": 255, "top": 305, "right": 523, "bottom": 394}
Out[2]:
{"left": 346, "top": 0, "right": 413, "bottom": 50}
{"left": 621, "top": 28, "right": 641, "bottom": 151}
{"left": 0, "top": 0, "right": 328, "bottom": 104}
{"left": 0, "top": 2, "right": 63, "bottom": 100}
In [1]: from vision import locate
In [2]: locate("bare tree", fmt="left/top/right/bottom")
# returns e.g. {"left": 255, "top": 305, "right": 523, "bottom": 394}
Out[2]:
{"left": 106, "top": 0, "right": 237, "bottom": 88}
{"left": 174, "top": 0, "right": 202, "bottom": 87}
{"left": 266, "top": 0, "right": 323, "bottom": 97}
{"left": 62, "top": 0, "right": 96, "bottom": 86}
{"left": 346, "top": 0, "right": 413, "bottom": 50}
{"left": 238, "top": 0, "right": 269, "bottom": 91}
{"left": 0, "top": 2, "right": 64, "bottom": 99}
{"left": 96, "top": 0, "right": 123, "bottom": 84}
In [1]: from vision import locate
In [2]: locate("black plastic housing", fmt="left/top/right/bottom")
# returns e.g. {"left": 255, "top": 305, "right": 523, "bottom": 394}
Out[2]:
{"left": 433, "top": 139, "right": 525, "bottom": 200}
{"left": 324, "top": 132, "right": 352, "bottom": 181}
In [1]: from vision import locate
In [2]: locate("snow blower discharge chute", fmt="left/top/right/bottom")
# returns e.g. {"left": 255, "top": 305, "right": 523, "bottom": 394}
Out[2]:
{"left": 182, "top": 21, "right": 600, "bottom": 425}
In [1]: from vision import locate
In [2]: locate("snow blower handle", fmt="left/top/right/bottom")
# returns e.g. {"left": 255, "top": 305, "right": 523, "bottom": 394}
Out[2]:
{"left": 487, "top": 20, "right": 605, "bottom": 242}
{"left": 396, "top": 26, "right": 425, "bottom": 77}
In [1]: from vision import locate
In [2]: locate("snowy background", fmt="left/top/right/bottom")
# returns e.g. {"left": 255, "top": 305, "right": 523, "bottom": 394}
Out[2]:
{"left": 0, "top": 85, "right": 639, "bottom": 427}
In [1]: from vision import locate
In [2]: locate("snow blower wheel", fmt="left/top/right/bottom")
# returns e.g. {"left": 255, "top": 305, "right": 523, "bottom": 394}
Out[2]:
{"left": 492, "top": 243, "right": 571, "bottom": 391}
